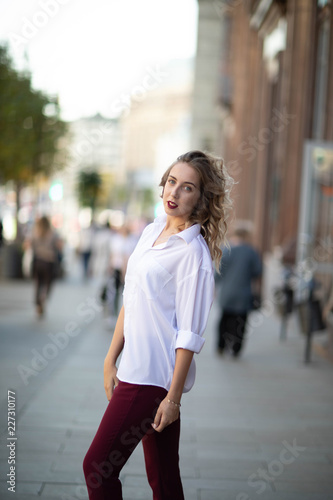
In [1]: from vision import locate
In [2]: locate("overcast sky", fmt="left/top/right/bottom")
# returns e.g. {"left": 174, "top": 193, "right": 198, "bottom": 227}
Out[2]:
{"left": 0, "top": 0, "right": 198, "bottom": 120}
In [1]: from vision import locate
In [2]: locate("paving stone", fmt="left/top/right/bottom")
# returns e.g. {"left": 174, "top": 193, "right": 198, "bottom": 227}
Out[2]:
{"left": 1, "top": 494, "right": 47, "bottom": 500}
{"left": 199, "top": 490, "right": 328, "bottom": 500}
{"left": 181, "top": 476, "right": 274, "bottom": 493}
{"left": 197, "top": 458, "right": 266, "bottom": 480}
{"left": 275, "top": 480, "right": 333, "bottom": 494}
{"left": 41, "top": 482, "right": 88, "bottom": 498}
{"left": 13, "top": 480, "right": 42, "bottom": 495}
{"left": 0, "top": 477, "right": 66, "bottom": 500}
{"left": 196, "top": 428, "right": 257, "bottom": 445}
{"left": 121, "top": 484, "right": 154, "bottom": 499}
{"left": 56, "top": 440, "right": 91, "bottom": 456}
{"left": 259, "top": 444, "right": 331, "bottom": 463}
{"left": 252, "top": 428, "right": 324, "bottom": 446}
{"left": 0, "top": 479, "right": 41, "bottom": 496}
{"left": 123, "top": 474, "right": 199, "bottom": 499}
{"left": 197, "top": 445, "right": 262, "bottom": 461}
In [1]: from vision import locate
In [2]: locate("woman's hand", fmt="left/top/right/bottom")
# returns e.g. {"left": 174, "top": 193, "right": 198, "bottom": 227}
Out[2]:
{"left": 103, "top": 306, "right": 125, "bottom": 401}
{"left": 104, "top": 359, "right": 119, "bottom": 402}
{"left": 151, "top": 397, "right": 180, "bottom": 433}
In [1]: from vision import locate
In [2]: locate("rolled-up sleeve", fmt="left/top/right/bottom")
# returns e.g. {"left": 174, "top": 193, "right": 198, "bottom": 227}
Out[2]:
{"left": 175, "top": 268, "right": 215, "bottom": 353}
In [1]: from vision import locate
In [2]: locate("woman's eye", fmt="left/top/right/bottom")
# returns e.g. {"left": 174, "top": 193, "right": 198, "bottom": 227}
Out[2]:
{"left": 184, "top": 186, "right": 192, "bottom": 192}
{"left": 168, "top": 179, "right": 175, "bottom": 185}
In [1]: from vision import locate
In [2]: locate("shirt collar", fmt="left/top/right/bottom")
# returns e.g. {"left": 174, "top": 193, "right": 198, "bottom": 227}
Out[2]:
{"left": 154, "top": 214, "right": 201, "bottom": 245}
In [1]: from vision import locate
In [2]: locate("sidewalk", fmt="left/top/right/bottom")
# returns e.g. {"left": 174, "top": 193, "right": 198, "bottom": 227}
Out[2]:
{"left": 0, "top": 275, "right": 333, "bottom": 500}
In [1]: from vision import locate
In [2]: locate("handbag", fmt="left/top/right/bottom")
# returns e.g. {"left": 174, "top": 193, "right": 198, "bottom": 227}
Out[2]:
{"left": 297, "top": 298, "right": 326, "bottom": 334}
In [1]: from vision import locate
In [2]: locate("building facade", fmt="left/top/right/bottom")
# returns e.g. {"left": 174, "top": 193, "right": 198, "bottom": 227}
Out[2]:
{"left": 193, "top": 0, "right": 333, "bottom": 256}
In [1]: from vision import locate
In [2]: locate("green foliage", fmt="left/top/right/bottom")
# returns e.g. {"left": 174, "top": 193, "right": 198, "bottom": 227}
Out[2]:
{"left": 77, "top": 169, "right": 102, "bottom": 211}
{"left": 109, "top": 183, "right": 130, "bottom": 207}
{"left": 141, "top": 187, "right": 154, "bottom": 213}
{"left": 0, "top": 44, "right": 68, "bottom": 185}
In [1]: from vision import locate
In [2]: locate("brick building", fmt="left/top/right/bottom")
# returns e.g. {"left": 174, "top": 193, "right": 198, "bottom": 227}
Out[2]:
{"left": 192, "top": 0, "right": 333, "bottom": 257}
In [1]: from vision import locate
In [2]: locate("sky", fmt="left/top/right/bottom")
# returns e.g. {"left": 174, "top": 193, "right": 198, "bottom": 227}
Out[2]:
{"left": 0, "top": 0, "right": 198, "bottom": 121}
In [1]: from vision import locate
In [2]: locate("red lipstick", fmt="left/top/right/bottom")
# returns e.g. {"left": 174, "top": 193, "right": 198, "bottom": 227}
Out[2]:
{"left": 167, "top": 201, "right": 178, "bottom": 209}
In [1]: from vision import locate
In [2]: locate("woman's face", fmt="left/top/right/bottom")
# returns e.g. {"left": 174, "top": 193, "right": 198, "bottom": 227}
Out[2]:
{"left": 163, "top": 162, "right": 201, "bottom": 224}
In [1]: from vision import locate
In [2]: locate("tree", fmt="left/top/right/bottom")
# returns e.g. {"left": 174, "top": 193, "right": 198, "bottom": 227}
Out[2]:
{"left": 77, "top": 170, "right": 102, "bottom": 215}
{"left": 0, "top": 44, "right": 68, "bottom": 240}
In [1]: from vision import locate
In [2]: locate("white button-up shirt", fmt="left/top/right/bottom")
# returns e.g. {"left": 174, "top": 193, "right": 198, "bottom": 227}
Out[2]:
{"left": 117, "top": 214, "right": 215, "bottom": 393}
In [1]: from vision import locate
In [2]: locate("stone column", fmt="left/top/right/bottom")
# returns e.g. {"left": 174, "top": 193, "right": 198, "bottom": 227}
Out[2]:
{"left": 325, "top": 8, "right": 333, "bottom": 140}
{"left": 190, "top": 0, "right": 224, "bottom": 153}
{"left": 278, "top": 0, "right": 317, "bottom": 245}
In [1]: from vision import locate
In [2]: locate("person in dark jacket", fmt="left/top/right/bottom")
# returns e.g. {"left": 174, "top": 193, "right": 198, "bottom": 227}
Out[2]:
{"left": 216, "top": 223, "right": 262, "bottom": 357}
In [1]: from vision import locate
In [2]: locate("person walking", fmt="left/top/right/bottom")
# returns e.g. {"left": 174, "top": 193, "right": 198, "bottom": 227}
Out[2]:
{"left": 107, "top": 226, "right": 128, "bottom": 317}
{"left": 0, "top": 218, "right": 3, "bottom": 247}
{"left": 78, "top": 222, "right": 94, "bottom": 279}
{"left": 216, "top": 224, "right": 262, "bottom": 357}
{"left": 29, "top": 216, "right": 62, "bottom": 317}
{"left": 83, "top": 150, "right": 233, "bottom": 499}
{"left": 103, "top": 225, "right": 139, "bottom": 328}
{"left": 91, "top": 221, "right": 112, "bottom": 282}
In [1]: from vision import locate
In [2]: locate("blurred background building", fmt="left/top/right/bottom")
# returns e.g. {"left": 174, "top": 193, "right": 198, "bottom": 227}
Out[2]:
{"left": 121, "top": 58, "right": 193, "bottom": 216}
{"left": 192, "top": 0, "right": 333, "bottom": 256}
{"left": 62, "top": 114, "right": 122, "bottom": 245}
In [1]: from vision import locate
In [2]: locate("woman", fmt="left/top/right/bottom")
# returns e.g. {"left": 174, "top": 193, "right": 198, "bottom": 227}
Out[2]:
{"left": 30, "top": 216, "right": 62, "bottom": 317}
{"left": 83, "top": 151, "right": 233, "bottom": 499}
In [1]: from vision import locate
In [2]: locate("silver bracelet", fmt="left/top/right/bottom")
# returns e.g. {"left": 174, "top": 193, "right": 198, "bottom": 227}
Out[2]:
{"left": 167, "top": 398, "right": 181, "bottom": 408}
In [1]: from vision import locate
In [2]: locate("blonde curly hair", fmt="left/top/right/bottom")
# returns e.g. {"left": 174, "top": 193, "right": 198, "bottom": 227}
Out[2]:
{"left": 160, "top": 150, "right": 234, "bottom": 269}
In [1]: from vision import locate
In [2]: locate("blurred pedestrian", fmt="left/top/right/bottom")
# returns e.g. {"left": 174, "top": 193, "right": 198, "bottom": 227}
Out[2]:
{"left": 103, "top": 225, "right": 139, "bottom": 327}
{"left": 0, "top": 218, "right": 3, "bottom": 247}
{"left": 91, "top": 221, "right": 112, "bottom": 283}
{"left": 83, "top": 150, "right": 233, "bottom": 499}
{"left": 28, "top": 216, "right": 62, "bottom": 318}
{"left": 121, "top": 223, "right": 140, "bottom": 274}
{"left": 108, "top": 226, "right": 127, "bottom": 316}
{"left": 78, "top": 222, "right": 94, "bottom": 279}
{"left": 216, "top": 223, "right": 262, "bottom": 357}
{"left": 323, "top": 278, "right": 333, "bottom": 358}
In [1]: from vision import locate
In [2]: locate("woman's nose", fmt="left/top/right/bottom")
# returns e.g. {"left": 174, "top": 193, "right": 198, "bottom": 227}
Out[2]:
{"left": 171, "top": 185, "right": 179, "bottom": 198}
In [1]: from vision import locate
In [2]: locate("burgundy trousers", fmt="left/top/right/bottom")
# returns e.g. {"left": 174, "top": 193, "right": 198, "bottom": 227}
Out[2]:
{"left": 83, "top": 381, "right": 184, "bottom": 500}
